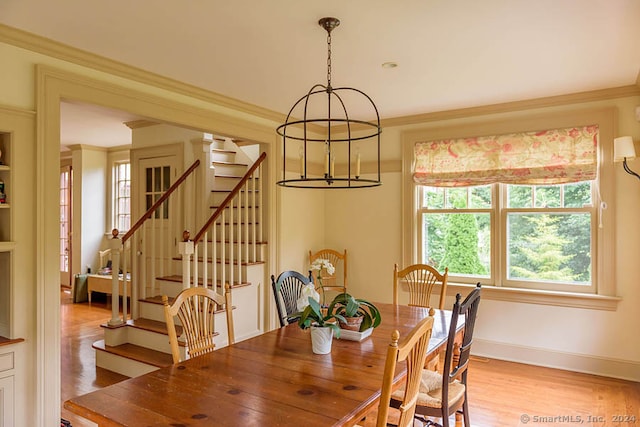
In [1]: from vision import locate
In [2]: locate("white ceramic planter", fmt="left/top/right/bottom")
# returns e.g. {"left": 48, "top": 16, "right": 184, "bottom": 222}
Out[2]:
{"left": 310, "top": 326, "right": 333, "bottom": 354}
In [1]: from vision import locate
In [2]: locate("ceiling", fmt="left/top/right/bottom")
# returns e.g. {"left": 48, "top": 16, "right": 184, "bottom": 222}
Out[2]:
{"left": 3, "top": 0, "right": 640, "bottom": 148}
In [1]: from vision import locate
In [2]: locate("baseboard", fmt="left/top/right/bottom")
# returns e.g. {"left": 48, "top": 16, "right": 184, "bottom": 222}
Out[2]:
{"left": 472, "top": 338, "right": 640, "bottom": 382}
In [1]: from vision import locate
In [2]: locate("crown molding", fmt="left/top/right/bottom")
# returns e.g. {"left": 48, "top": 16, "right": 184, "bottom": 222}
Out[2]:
{"left": 124, "top": 119, "right": 159, "bottom": 129}
{"left": 67, "top": 144, "right": 108, "bottom": 152}
{"left": 382, "top": 85, "right": 640, "bottom": 128}
{"left": 2, "top": 23, "right": 639, "bottom": 131}
{"left": 0, "top": 103, "right": 35, "bottom": 117}
{"left": 0, "top": 23, "right": 285, "bottom": 124}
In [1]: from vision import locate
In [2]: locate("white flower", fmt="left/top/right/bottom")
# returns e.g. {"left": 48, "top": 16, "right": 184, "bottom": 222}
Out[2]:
{"left": 296, "top": 283, "right": 320, "bottom": 311}
{"left": 311, "top": 258, "right": 335, "bottom": 275}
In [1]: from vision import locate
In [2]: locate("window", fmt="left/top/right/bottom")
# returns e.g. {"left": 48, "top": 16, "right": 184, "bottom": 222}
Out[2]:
{"left": 418, "top": 181, "right": 595, "bottom": 292}
{"left": 113, "top": 162, "right": 131, "bottom": 231}
{"left": 402, "top": 108, "right": 618, "bottom": 308}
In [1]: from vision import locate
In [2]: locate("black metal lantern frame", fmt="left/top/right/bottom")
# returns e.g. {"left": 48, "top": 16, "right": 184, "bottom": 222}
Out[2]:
{"left": 276, "top": 17, "right": 382, "bottom": 189}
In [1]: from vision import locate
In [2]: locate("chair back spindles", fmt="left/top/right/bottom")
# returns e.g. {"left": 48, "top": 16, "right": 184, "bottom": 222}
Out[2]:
{"left": 377, "top": 315, "right": 435, "bottom": 427}
{"left": 394, "top": 263, "right": 448, "bottom": 310}
{"left": 163, "top": 284, "right": 235, "bottom": 364}
{"left": 448, "top": 283, "right": 481, "bottom": 382}
{"left": 308, "top": 248, "right": 348, "bottom": 293}
{"left": 271, "top": 270, "right": 314, "bottom": 328}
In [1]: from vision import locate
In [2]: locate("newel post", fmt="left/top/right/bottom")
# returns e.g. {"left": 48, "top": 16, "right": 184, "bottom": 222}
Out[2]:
{"left": 178, "top": 230, "right": 194, "bottom": 290}
{"left": 108, "top": 228, "right": 124, "bottom": 326}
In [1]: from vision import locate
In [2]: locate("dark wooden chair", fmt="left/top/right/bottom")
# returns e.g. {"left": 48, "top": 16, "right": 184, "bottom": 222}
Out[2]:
{"left": 391, "top": 283, "right": 482, "bottom": 427}
{"left": 271, "top": 270, "right": 314, "bottom": 328}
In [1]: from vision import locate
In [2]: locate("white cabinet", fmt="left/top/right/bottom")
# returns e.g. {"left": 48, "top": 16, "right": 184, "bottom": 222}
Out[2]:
{"left": 0, "top": 348, "right": 15, "bottom": 427}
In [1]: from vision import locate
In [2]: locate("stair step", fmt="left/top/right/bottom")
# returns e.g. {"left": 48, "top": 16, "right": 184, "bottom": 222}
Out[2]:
{"left": 204, "top": 238, "right": 267, "bottom": 245}
{"left": 212, "top": 160, "right": 248, "bottom": 167}
{"left": 124, "top": 318, "right": 183, "bottom": 337}
{"left": 210, "top": 204, "right": 261, "bottom": 209}
{"left": 93, "top": 339, "right": 173, "bottom": 369}
{"left": 212, "top": 188, "right": 260, "bottom": 193}
{"left": 155, "top": 274, "right": 252, "bottom": 288}
{"left": 171, "top": 257, "right": 265, "bottom": 267}
{"left": 215, "top": 173, "right": 250, "bottom": 179}
{"left": 211, "top": 148, "right": 236, "bottom": 154}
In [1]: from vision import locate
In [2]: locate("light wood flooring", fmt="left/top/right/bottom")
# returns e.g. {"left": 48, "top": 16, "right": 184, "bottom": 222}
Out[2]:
{"left": 61, "top": 289, "right": 640, "bottom": 426}
{"left": 61, "top": 288, "right": 127, "bottom": 427}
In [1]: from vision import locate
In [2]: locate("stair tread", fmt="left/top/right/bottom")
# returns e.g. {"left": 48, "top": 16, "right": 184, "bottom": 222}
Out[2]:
{"left": 204, "top": 238, "right": 267, "bottom": 245}
{"left": 155, "top": 274, "right": 253, "bottom": 287}
{"left": 212, "top": 161, "right": 248, "bottom": 167}
{"left": 170, "top": 257, "right": 265, "bottom": 266}
{"left": 93, "top": 339, "right": 173, "bottom": 368}
{"left": 198, "top": 221, "right": 261, "bottom": 225}
{"left": 211, "top": 148, "right": 236, "bottom": 154}
{"left": 210, "top": 205, "right": 261, "bottom": 209}
{"left": 125, "top": 318, "right": 183, "bottom": 336}
{"left": 140, "top": 295, "right": 230, "bottom": 316}
{"left": 215, "top": 173, "right": 249, "bottom": 179}
{"left": 211, "top": 188, "right": 260, "bottom": 193}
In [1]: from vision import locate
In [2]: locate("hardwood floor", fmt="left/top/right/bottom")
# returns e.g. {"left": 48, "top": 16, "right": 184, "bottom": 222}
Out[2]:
{"left": 61, "top": 288, "right": 127, "bottom": 427}
{"left": 61, "top": 289, "right": 640, "bottom": 426}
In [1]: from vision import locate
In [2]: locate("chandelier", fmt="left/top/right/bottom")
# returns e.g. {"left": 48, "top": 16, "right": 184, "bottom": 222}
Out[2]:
{"left": 276, "top": 17, "right": 382, "bottom": 189}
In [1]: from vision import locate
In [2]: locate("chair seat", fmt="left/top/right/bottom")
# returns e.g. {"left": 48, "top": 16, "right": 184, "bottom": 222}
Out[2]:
{"left": 391, "top": 369, "right": 466, "bottom": 409}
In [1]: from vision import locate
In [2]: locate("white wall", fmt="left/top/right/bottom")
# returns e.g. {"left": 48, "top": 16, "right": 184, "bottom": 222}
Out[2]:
{"left": 325, "top": 96, "right": 640, "bottom": 380}
{"left": 71, "top": 146, "right": 107, "bottom": 275}
{"left": 278, "top": 183, "right": 325, "bottom": 273}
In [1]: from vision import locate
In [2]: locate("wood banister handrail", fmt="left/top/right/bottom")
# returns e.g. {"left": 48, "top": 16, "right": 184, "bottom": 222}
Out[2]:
{"left": 123, "top": 159, "right": 201, "bottom": 243}
{"left": 193, "top": 152, "right": 266, "bottom": 245}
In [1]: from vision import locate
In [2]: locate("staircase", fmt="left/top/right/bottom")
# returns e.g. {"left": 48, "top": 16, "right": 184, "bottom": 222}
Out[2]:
{"left": 93, "top": 137, "right": 267, "bottom": 377}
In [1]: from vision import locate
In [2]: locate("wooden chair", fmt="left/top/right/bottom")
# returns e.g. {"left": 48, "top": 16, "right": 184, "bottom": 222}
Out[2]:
{"left": 271, "top": 270, "right": 314, "bottom": 328}
{"left": 361, "top": 313, "right": 435, "bottom": 427}
{"left": 162, "top": 284, "right": 235, "bottom": 364}
{"left": 393, "top": 263, "right": 448, "bottom": 310}
{"left": 391, "top": 284, "right": 482, "bottom": 427}
{"left": 309, "top": 248, "right": 348, "bottom": 295}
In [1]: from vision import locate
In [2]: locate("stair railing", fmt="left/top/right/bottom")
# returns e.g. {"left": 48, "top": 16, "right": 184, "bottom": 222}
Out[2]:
{"left": 188, "top": 152, "right": 266, "bottom": 293}
{"left": 107, "top": 159, "right": 201, "bottom": 326}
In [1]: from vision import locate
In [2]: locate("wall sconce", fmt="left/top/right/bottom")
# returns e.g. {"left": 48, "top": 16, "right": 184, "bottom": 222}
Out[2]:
{"left": 613, "top": 136, "right": 639, "bottom": 181}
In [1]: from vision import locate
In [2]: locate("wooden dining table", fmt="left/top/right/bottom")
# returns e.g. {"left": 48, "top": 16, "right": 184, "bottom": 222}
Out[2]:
{"left": 64, "top": 303, "right": 464, "bottom": 427}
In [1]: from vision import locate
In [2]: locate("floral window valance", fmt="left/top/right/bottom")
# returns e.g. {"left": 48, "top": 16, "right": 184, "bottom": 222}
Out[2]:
{"left": 413, "top": 125, "right": 599, "bottom": 187}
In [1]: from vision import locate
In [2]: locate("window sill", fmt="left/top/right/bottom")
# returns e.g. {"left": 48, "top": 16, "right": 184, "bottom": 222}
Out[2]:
{"left": 444, "top": 283, "right": 621, "bottom": 311}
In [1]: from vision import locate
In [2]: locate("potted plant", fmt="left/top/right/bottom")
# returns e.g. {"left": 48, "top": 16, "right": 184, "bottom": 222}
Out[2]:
{"left": 327, "top": 293, "right": 382, "bottom": 332}
{"left": 296, "top": 287, "right": 346, "bottom": 354}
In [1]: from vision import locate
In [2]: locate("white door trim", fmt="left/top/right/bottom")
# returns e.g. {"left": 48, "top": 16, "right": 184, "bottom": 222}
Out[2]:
{"left": 36, "top": 64, "right": 276, "bottom": 427}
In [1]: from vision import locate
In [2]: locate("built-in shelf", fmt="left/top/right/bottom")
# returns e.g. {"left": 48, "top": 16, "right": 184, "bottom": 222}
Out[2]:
{"left": 0, "top": 242, "right": 15, "bottom": 252}
{"left": 0, "top": 205, "right": 10, "bottom": 209}
{"left": 0, "top": 337, "right": 24, "bottom": 347}
{"left": 0, "top": 165, "right": 8, "bottom": 171}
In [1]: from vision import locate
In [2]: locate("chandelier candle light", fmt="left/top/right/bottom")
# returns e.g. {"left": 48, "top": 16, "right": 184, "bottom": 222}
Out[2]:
{"left": 276, "top": 17, "right": 382, "bottom": 189}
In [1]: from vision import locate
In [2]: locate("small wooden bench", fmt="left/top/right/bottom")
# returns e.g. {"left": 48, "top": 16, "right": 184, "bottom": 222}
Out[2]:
{"left": 86, "top": 274, "right": 131, "bottom": 303}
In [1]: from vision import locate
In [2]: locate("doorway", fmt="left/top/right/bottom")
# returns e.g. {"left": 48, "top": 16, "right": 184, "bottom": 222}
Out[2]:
{"left": 39, "top": 66, "right": 276, "bottom": 426}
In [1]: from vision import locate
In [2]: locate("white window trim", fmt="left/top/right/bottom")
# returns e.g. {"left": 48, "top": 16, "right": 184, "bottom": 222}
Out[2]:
{"left": 107, "top": 148, "right": 131, "bottom": 234}
{"left": 401, "top": 107, "right": 619, "bottom": 310}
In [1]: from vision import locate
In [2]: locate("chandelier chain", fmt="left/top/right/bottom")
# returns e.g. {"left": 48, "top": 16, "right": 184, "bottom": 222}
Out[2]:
{"left": 327, "top": 31, "right": 332, "bottom": 88}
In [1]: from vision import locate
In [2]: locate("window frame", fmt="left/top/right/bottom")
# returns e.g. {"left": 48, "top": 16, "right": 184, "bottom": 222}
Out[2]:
{"left": 107, "top": 149, "right": 131, "bottom": 234}
{"left": 401, "top": 108, "right": 619, "bottom": 310}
